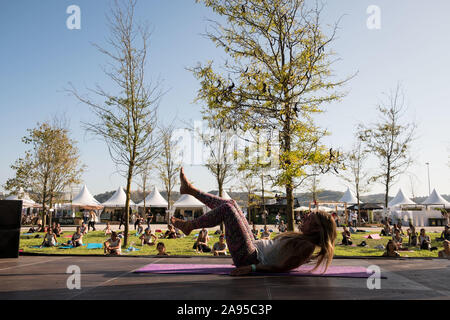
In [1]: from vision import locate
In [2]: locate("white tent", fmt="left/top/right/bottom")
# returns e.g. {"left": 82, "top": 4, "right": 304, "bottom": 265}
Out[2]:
{"left": 71, "top": 185, "right": 103, "bottom": 209}
{"left": 294, "top": 206, "right": 310, "bottom": 212}
{"left": 388, "top": 189, "right": 416, "bottom": 208}
{"left": 138, "top": 186, "right": 168, "bottom": 208}
{"left": 6, "top": 189, "right": 38, "bottom": 208}
{"left": 210, "top": 190, "right": 232, "bottom": 200}
{"left": 339, "top": 187, "right": 360, "bottom": 204}
{"left": 173, "top": 194, "right": 206, "bottom": 209}
{"left": 318, "top": 206, "right": 333, "bottom": 212}
{"left": 421, "top": 189, "right": 450, "bottom": 207}
{"left": 102, "top": 187, "right": 135, "bottom": 207}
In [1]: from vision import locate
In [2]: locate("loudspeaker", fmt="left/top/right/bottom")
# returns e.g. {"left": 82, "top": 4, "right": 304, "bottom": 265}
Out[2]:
{"left": 0, "top": 200, "right": 22, "bottom": 258}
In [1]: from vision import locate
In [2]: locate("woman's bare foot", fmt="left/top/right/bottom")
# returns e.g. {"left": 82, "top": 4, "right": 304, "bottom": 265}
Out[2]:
{"left": 179, "top": 167, "right": 194, "bottom": 195}
{"left": 170, "top": 216, "right": 193, "bottom": 236}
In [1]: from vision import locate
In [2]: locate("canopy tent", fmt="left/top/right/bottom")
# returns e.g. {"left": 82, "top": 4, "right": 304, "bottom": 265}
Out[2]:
{"left": 210, "top": 190, "right": 232, "bottom": 200}
{"left": 102, "top": 187, "right": 135, "bottom": 207}
{"left": 71, "top": 185, "right": 103, "bottom": 210}
{"left": 421, "top": 189, "right": 450, "bottom": 208}
{"left": 173, "top": 194, "right": 206, "bottom": 209}
{"left": 339, "top": 188, "right": 361, "bottom": 204}
{"left": 294, "top": 206, "right": 310, "bottom": 212}
{"left": 318, "top": 206, "right": 333, "bottom": 212}
{"left": 347, "top": 203, "right": 383, "bottom": 211}
{"left": 388, "top": 189, "right": 416, "bottom": 208}
{"left": 6, "top": 189, "right": 40, "bottom": 208}
{"left": 137, "top": 186, "right": 168, "bottom": 208}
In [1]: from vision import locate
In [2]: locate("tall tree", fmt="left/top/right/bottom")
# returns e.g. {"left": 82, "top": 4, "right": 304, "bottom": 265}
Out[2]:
{"left": 340, "top": 139, "right": 371, "bottom": 224}
{"left": 191, "top": 0, "right": 348, "bottom": 231}
{"left": 197, "top": 120, "right": 235, "bottom": 200}
{"left": 359, "top": 84, "right": 416, "bottom": 208}
{"left": 70, "top": 0, "right": 162, "bottom": 246}
{"left": 157, "top": 124, "right": 182, "bottom": 214}
{"left": 5, "top": 120, "right": 84, "bottom": 226}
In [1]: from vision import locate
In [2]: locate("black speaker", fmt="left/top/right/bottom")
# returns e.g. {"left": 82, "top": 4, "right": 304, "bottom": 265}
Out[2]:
{"left": 0, "top": 200, "right": 22, "bottom": 258}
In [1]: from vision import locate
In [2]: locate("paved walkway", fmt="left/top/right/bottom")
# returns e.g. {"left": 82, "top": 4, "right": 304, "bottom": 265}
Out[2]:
{"left": 0, "top": 256, "right": 449, "bottom": 300}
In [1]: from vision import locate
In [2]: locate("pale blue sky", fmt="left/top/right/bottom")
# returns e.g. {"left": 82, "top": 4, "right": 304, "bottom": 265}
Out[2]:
{"left": 1, "top": 0, "right": 449, "bottom": 198}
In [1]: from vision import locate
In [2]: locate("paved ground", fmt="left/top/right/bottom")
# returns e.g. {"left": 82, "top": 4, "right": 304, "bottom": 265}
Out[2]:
{"left": 1, "top": 256, "right": 449, "bottom": 300}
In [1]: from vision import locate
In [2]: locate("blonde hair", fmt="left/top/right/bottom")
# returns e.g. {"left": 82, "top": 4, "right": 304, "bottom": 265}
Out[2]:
{"left": 274, "top": 211, "right": 337, "bottom": 273}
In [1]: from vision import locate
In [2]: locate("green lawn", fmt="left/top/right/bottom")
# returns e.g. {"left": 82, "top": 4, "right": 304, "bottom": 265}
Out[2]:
{"left": 19, "top": 230, "right": 446, "bottom": 258}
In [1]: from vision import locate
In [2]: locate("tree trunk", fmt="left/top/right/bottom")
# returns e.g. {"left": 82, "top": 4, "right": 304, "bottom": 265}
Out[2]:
{"left": 218, "top": 181, "right": 224, "bottom": 233}
{"left": 286, "top": 182, "right": 294, "bottom": 232}
{"left": 123, "top": 166, "right": 133, "bottom": 248}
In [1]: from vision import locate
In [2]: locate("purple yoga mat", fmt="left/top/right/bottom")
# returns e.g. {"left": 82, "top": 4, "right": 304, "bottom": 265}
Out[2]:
{"left": 135, "top": 263, "right": 382, "bottom": 278}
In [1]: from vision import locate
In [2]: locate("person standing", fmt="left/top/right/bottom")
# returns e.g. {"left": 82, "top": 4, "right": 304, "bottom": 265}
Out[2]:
{"left": 88, "top": 210, "right": 97, "bottom": 231}
{"left": 351, "top": 211, "right": 358, "bottom": 228}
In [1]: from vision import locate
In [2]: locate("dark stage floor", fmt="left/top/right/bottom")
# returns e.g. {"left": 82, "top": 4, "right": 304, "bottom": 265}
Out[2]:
{"left": 0, "top": 256, "right": 449, "bottom": 300}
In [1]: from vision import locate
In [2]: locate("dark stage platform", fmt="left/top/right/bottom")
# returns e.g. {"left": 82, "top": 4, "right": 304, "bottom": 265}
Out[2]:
{"left": 0, "top": 256, "right": 449, "bottom": 300}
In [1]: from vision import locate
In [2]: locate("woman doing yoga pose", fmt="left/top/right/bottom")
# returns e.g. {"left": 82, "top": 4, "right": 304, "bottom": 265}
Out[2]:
{"left": 171, "top": 168, "right": 337, "bottom": 276}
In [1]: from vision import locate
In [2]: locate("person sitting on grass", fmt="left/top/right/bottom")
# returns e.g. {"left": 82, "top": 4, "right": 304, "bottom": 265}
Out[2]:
{"left": 71, "top": 226, "right": 84, "bottom": 247}
{"left": 52, "top": 222, "right": 62, "bottom": 237}
{"left": 41, "top": 228, "right": 57, "bottom": 247}
{"left": 104, "top": 231, "right": 121, "bottom": 255}
{"left": 341, "top": 226, "right": 352, "bottom": 245}
{"left": 419, "top": 229, "right": 431, "bottom": 250}
{"left": 156, "top": 242, "right": 169, "bottom": 256}
{"left": 193, "top": 228, "right": 211, "bottom": 253}
{"left": 136, "top": 221, "right": 144, "bottom": 236}
{"left": 382, "top": 240, "right": 400, "bottom": 257}
{"left": 380, "top": 221, "right": 391, "bottom": 237}
{"left": 278, "top": 220, "right": 287, "bottom": 233}
{"left": 252, "top": 224, "right": 259, "bottom": 240}
{"left": 163, "top": 224, "right": 178, "bottom": 239}
{"left": 140, "top": 228, "right": 157, "bottom": 246}
{"left": 80, "top": 222, "right": 88, "bottom": 235}
{"left": 438, "top": 240, "right": 450, "bottom": 258}
{"left": 260, "top": 225, "right": 271, "bottom": 240}
{"left": 171, "top": 168, "right": 337, "bottom": 276}
{"left": 104, "top": 222, "right": 112, "bottom": 235}
{"left": 407, "top": 222, "right": 418, "bottom": 246}
{"left": 212, "top": 234, "right": 228, "bottom": 256}
{"left": 392, "top": 229, "right": 403, "bottom": 249}
{"left": 438, "top": 225, "right": 450, "bottom": 241}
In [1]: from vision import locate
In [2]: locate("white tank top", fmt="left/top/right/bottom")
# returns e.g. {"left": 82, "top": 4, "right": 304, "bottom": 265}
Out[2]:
{"left": 254, "top": 239, "right": 285, "bottom": 266}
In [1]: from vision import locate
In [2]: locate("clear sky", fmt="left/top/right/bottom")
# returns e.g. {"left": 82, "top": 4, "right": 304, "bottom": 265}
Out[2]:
{"left": 1, "top": 0, "right": 449, "bottom": 198}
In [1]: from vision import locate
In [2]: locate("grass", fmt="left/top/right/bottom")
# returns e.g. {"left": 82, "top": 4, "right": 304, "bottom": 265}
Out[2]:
{"left": 19, "top": 229, "right": 446, "bottom": 258}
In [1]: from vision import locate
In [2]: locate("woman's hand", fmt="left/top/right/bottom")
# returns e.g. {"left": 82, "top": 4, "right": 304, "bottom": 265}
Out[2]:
{"left": 230, "top": 265, "right": 252, "bottom": 276}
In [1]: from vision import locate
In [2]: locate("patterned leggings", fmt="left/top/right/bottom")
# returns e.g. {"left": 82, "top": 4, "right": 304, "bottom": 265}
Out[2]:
{"left": 190, "top": 190, "right": 259, "bottom": 267}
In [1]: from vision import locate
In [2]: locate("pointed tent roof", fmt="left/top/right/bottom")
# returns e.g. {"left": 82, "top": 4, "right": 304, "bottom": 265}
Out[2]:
{"left": 388, "top": 189, "right": 416, "bottom": 207}
{"left": 173, "top": 194, "right": 206, "bottom": 208}
{"left": 210, "top": 190, "right": 232, "bottom": 200}
{"left": 422, "top": 189, "right": 450, "bottom": 207}
{"left": 72, "top": 185, "right": 103, "bottom": 209}
{"left": 339, "top": 188, "right": 360, "bottom": 204}
{"left": 138, "top": 186, "right": 168, "bottom": 208}
{"left": 6, "top": 188, "right": 38, "bottom": 208}
{"left": 102, "top": 187, "right": 135, "bottom": 207}
{"left": 6, "top": 195, "right": 37, "bottom": 208}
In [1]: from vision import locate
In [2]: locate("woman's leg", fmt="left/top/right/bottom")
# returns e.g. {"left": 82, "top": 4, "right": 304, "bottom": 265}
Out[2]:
{"left": 175, "top": 202, "right": 258, "bottom": 267}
